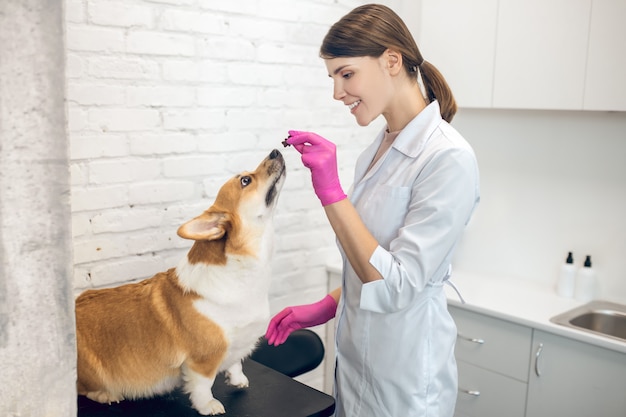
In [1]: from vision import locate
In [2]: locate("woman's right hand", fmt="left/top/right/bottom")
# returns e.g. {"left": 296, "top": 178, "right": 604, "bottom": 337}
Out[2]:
{"left": 265, "top": 295, "right": 338, "bottom": 346}
{"left": 286, "top": 130, "right": 347, "bottom": 206}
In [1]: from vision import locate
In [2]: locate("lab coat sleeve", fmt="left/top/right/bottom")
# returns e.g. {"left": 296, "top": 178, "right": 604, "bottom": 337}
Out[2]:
{"left": 360, "top": 146, "right": 479, "bottom": 314}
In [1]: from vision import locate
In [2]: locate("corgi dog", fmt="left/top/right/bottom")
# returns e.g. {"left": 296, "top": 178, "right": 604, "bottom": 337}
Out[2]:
{"left": 76, "top": 149, "right": 286, "bottom": 415}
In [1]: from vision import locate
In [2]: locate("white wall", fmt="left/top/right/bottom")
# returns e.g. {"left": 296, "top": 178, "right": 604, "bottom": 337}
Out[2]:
{"left": 451, "top": 109, "right": 626, "bottom": 304}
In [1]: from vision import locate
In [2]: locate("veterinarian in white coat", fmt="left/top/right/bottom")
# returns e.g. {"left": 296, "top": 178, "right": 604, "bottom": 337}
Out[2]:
{"left": 266, "top": 4, "right": 479, "bottom": 417}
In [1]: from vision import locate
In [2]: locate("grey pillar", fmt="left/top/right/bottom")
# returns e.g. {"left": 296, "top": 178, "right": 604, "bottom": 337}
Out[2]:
{"left": 0, "top": 0, "right": 76, "bottom": 415}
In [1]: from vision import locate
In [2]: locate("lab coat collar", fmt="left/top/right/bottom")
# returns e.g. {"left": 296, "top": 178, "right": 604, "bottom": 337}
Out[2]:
{"left": 391, "top": 100, "right": 443, "bottom": 158}
{"left": 353, "top": 101, "right": 443, "bottom": 185}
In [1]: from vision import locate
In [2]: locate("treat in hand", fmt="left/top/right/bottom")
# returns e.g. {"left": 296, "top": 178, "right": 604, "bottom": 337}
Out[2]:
{"left": 286, "top": 130, "right": 347, "bottom": 206}
{"left": 282, "top": 135, "right": 292, "bottom": 147}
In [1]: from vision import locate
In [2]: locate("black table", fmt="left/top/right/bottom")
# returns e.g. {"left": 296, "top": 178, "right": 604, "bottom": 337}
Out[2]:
{"left": 78, "top": 359, "right": 335, "bottom": 417}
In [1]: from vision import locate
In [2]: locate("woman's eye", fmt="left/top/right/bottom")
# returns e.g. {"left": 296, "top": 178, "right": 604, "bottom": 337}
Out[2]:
{"left": 343, "top": 72, "right": 353, "bottom": 79}
{"left": 240, "top": 176, "right": 252, "bottom": 187}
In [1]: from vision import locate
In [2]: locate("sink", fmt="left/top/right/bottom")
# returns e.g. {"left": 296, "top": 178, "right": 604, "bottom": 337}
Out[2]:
{"left": 550, "top": 300, "right": 626, "bottom": 342}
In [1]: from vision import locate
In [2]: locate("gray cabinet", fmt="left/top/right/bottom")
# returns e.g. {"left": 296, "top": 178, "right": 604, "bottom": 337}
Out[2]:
{"left": 526, "top": 330, "right": 626, "bottom": 417}
{"left": 450, "top": 306, "right": 531, "bottom": 417}
{"left": 450, "top": 306, "right": 626, "bottom": 417}
{"left": 456, "top": 361, "right": 527, "bottom": 417}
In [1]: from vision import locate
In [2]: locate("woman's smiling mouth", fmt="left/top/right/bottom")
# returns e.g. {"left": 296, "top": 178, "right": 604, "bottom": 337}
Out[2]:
{"left": 348, "top": 100, "right": 361, "bottom": 111}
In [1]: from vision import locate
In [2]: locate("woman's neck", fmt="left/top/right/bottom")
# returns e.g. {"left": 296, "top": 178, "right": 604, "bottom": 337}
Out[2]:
{"left": 383, "top": 81, "right": 427, "bottom": 132}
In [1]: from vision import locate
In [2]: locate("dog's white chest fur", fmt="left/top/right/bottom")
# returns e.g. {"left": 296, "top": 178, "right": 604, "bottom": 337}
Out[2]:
{"left": 176, "top": 255, "right": 271, "bottom": 370}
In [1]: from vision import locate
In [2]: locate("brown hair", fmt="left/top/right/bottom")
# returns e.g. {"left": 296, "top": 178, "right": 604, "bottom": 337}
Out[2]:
{"left": 320, "top": 4, "right": 457, "bottom": 122}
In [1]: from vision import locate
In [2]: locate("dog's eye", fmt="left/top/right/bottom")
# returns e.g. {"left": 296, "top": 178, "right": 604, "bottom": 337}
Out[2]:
{"left": 240, "top": 176, "right": 252, "bottom": 187}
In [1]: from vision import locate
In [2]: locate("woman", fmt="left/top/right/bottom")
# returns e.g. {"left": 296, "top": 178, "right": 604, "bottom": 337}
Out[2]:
{"left": 266, "top": 4, "right": 480, "bottom": 416}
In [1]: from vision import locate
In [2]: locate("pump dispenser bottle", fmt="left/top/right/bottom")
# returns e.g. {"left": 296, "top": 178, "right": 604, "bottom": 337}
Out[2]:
{"left": 556, "top": 251, "right": 576, "bottom": 297}
{"left": 574, "top": 255, "right": 597, "bottom": 302}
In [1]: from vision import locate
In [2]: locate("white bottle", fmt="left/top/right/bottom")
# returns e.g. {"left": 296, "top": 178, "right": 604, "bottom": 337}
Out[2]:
{"left": 574, "top": 255, "right": 597, "bottom": 302}
{"left": 556, "top": 251, "right": 576, "bottom": 297}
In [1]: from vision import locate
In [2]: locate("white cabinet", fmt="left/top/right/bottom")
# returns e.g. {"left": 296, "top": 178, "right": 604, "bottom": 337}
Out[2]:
{"left": 417, "top": 0, "right": 626, "bottom": 111}
{"left": 418, "top": 0, "right": 498, "bottom": 108}
{"left": 493, "top": 0, "right": 590, "bottom": 110}
{"left": 583, "top": 0, "right": 626, "bottom": 111}
{"left": 526, "top": 330, "right": 626, "bottom": 417}
{"left": 450, "top": 306, "right": 531, "bottom": 417}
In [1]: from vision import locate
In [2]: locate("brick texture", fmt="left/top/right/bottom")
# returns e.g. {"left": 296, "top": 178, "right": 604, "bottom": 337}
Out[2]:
{"left": 66, "top": 0, "right": 386, "bottom": 391}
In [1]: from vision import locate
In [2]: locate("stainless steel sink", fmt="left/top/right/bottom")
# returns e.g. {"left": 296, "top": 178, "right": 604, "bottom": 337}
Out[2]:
{"left": 550, "top": 300, "right": 626, "bottom": 342}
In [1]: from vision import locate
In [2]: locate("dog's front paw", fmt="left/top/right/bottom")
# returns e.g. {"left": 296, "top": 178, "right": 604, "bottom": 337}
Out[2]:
{"left": 196, "top": 398, "right": 226, "bottom": 415}
{"left": 225, "top": 361, "right": 249, "bottom": 388}
{"left": 225, "top": 371, "right": 249, "bottom": 388}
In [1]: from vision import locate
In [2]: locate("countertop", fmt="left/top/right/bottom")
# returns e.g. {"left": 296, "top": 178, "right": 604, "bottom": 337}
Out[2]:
{"left": 444, "top": 271, "right": 626, "bottom": 354}
{"left": 326, "top": 265, "right": 626, "bottom": 354}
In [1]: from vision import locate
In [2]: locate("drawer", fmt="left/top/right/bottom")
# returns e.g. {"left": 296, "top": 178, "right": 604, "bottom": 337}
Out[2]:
{"left": 455, "top": 360, "right": 527, "bottom": 417}
{"left": 449, "top": 306, "right": 532, "bottom": 381}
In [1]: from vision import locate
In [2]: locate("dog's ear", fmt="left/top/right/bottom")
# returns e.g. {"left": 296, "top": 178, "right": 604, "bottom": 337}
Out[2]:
{"left": 177, "top": 211, "right": 230, "bottom": 241}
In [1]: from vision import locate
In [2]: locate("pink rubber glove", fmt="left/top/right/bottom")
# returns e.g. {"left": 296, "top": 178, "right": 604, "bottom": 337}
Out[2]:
{"left": 286, "top": 130, "right": 347, "bottom": 206}
{"left": 265, "top": 295, "right": 338, "bottom": 346}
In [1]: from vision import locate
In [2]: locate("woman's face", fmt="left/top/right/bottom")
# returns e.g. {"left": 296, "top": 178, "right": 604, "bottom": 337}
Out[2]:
{"left": 324, "top": 55, "right": 394, "bottom": 127}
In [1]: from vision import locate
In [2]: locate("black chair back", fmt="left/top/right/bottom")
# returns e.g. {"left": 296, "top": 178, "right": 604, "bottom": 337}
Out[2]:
{"left": 250, "top": 329, "right": 325, "bottom": 378}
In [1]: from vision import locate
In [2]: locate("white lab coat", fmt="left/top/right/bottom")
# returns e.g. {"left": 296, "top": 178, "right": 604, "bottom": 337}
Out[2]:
{"left": 333, "top": 102, "right": 480, "bottom": 417}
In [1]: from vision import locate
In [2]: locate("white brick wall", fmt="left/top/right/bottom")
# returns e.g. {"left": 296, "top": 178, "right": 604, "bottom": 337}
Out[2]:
{"left": 65, "top": 0, "right": 392, "bottom": 391}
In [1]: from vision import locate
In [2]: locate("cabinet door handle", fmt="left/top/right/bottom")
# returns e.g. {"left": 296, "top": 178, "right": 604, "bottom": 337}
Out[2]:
{"left": 459, "top": 388, "right": 481, "bottom": 397}
{"left": 458, "top": 333, "right": 485, "bottom": 344}
{"left": 535, "top": 342, "right": 544, "bottom": 377}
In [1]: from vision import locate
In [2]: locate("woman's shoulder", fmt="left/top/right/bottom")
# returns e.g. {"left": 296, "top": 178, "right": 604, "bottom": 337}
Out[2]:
{"left": 433, "top": 121, "right": 474, "bottom": 152}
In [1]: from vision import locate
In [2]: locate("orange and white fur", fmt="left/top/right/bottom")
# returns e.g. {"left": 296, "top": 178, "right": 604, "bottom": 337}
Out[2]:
{"left": 76, "top": 149, "right": 286, "bottom": 415}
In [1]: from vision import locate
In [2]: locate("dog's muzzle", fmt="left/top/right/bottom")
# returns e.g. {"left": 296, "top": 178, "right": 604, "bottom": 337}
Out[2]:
{"left": 265, "top": 149, "right": 286, "bottom": 207}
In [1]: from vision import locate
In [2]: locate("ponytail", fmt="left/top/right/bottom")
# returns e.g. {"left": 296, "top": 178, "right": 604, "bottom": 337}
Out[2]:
{"left": 419, "top": 61, "right": 457, "bottom": 123}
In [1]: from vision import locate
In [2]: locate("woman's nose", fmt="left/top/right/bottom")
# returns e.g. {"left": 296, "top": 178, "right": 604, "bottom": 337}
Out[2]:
{"left": 333, "top": 81, "right": 346, "bottom": 101}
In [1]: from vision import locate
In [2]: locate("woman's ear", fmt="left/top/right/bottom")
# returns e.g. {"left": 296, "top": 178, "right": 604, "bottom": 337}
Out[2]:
{"left": 385, "top": 48, "right": 403, "bottom": 76}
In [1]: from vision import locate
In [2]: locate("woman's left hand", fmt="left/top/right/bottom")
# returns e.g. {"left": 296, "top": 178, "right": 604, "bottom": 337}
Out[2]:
{"left": 286, "top": 130, "right": 347, "bottom": 206}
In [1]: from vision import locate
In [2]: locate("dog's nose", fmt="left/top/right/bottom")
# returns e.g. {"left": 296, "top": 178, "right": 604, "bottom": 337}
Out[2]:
{"left": 269, "top": 149, "right": 282, "bottom": 159}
